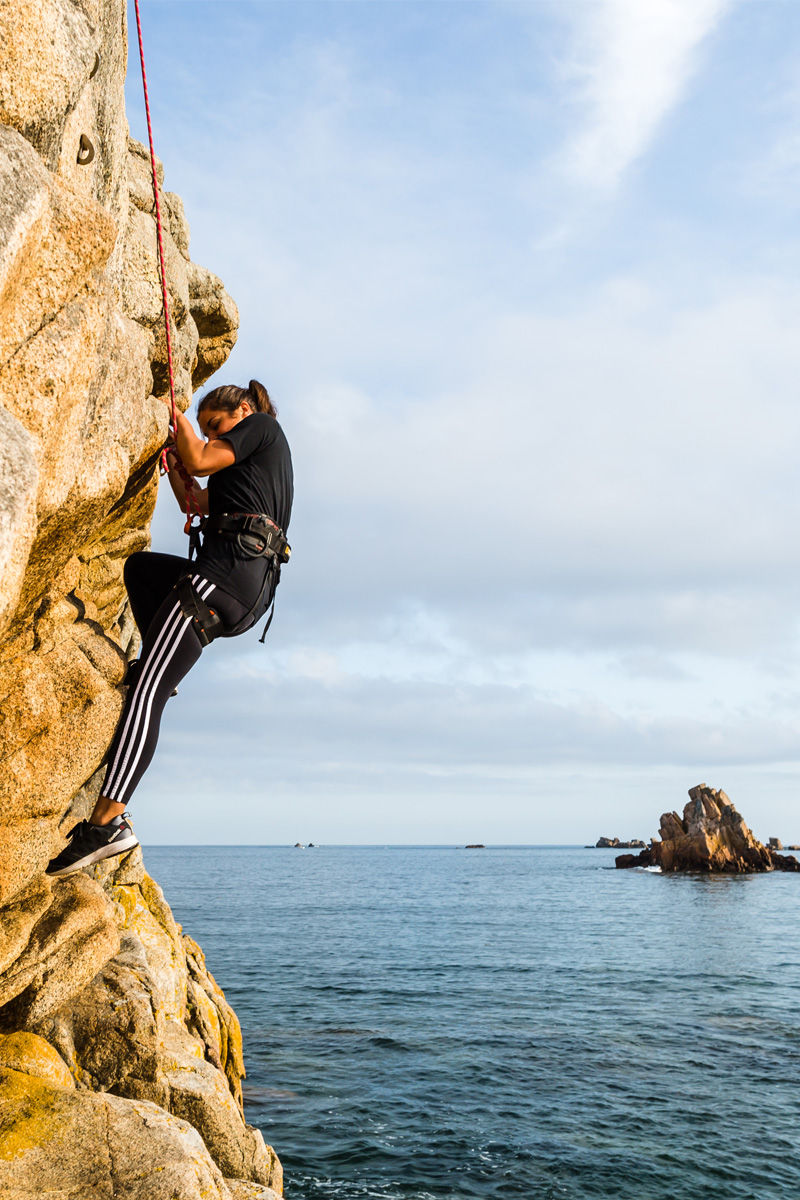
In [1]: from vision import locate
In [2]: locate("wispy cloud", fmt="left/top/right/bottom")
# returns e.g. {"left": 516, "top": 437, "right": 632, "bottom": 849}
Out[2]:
{"left": 556, "top": 0, "right": 734, "bottom": 193}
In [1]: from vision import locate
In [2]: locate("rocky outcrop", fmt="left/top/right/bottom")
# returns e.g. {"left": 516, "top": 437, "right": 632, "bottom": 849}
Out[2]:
{"left": 0, "top": 1063, "right": 281, "bottom": 1200}
{"left": 595, "top": 837, "right": 646, "bottom": 848}
{"left": 615, "top": 784, "right": 800, "bottom": 873}
{"left": 0, "top": 847, "right": 284, "bottom": 1200}
{"left": 614, "top": 849, "right": 655, "bottom": 869}
{"left": 0, "top": 3, "right": 281, "bottom": 1196}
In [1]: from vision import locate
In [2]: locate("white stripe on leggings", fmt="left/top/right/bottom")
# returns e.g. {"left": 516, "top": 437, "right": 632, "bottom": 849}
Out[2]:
{"left": 105, "top": 577, "right": 216, "bottom": 804}
{"left": 105, "top": 592, "right": 187, "bottom": 793}
{"left": 105, "top": 576, "right": 204, "bottom": 794}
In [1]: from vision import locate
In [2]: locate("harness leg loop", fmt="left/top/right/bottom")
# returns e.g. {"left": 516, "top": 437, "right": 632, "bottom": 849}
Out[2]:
{"left": 176, "top": 576, "right": 223, "bottom": 647}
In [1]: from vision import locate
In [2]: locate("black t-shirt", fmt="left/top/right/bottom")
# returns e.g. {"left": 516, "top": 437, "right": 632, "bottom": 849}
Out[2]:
{"left": 195, "top": 412, "right": 294, "bottom": 612}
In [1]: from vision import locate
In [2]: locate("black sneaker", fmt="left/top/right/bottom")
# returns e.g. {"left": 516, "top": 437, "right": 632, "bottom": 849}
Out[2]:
{"left": 45, "top": 814, "right": 139, "bottom": 877}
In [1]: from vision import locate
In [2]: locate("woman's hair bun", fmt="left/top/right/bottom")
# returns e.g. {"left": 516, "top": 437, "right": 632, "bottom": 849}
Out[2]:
{"left": 248, "top": 379, "right": 277, "bottom": 417}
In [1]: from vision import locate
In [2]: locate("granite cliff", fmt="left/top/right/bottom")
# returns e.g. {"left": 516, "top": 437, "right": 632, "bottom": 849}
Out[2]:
{"left": 0, "top": 3, "right": 281, "bottom": 1196}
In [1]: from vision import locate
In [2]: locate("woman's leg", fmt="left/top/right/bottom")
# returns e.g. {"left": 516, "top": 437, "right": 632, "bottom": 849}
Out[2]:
{"left": 124, "top": 551, "right": 192, "bottom": 637}
{"left": 45, "top": 574, "right": 248, "bottom": 876}
{"left": 100, "top": 574, "right": 248, "bottom": 808}
{"left": 100, "top": 573, "right": 214, "bottom": 808}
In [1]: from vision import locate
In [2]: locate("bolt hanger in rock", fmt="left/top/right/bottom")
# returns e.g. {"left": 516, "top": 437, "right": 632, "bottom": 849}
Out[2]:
{"left": 76, "top": 133, "right": 94, "bottom": 165}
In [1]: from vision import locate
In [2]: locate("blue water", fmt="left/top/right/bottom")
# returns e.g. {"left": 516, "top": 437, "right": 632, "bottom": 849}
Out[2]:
{"left": 146, "top": 846, "right": 800, "bottom": 1200}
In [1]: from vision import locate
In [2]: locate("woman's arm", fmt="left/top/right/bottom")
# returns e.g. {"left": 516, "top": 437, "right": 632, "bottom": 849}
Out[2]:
{"left": 174, "top": 410, "right": 236, "bottom": 477}
{"left": 165, "top": 448, "right": 209, "bottom": 515}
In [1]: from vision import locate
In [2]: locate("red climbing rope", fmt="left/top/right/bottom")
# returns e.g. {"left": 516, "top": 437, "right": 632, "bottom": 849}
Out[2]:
{"left": 132, "top": 0, "right": 201, "bottom": 531}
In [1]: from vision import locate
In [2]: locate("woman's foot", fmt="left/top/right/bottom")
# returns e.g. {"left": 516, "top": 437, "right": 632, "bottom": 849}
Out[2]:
{"left": 45, "top": 814, "right": 139, "bottom": 877}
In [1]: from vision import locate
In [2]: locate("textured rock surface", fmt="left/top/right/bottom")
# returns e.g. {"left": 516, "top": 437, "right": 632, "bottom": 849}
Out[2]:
{"left": 0, "top": 3, "right": 282, "bottom": 1197}
{"left": 23, "top": 848, "right": 284, "bottom": 1194}
{"left": 0, "top": 1065, "right": 236, "bottom": 1200}
{"left": 615, "top": 784, "right": 800, "bottom": 873}
{"left": 0, "top": 1031, "right": 75, "bottom": 1089}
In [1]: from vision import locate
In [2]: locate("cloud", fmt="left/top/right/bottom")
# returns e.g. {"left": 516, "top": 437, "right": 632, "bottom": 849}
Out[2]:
{"left": 136, "top": 662, "right": 800, "bottom": 844}
{"left": 175, "top": 663, "right": 800, "bottom": 769}
{"left": 555, "top": 0, "right": 734, "bottom": 192}
{"left": 155, "top": 263, "right": 800, "bottom": 682}
{"left": 263, "top": 274, "right": 800, "bottom": 662}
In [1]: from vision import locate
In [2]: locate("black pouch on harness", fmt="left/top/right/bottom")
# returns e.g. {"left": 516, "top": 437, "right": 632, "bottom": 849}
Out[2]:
{"left": 175, "top": 575, "right": 224, "bottom": 647}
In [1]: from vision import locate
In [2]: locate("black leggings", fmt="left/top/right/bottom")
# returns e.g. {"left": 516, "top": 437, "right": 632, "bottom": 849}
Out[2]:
{"left": 101, "top": 552, "right": 249, "bottom": 808}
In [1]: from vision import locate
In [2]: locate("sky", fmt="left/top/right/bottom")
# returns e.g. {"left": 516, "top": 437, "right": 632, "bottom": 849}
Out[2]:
{"left": 125, "top": 0, "right": 800, "bottom": 845}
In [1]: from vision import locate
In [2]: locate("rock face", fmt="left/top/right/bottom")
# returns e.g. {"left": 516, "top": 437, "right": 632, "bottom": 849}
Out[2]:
{"left": 0, "top": 4, "right": 281, "bottom": 1196}
{"left": 615, "top": 784, "right": 800, "bottom": 873}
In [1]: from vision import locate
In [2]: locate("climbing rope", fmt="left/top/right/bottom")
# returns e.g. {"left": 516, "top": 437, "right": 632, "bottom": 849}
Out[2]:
{"left": 132, "top": 0, "right": 201, "bottom": 534}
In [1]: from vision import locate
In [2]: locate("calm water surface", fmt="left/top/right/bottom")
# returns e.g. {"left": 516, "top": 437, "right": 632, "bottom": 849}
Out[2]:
{"left": 146, "top": 846, "right": 800, "bottom": 1200}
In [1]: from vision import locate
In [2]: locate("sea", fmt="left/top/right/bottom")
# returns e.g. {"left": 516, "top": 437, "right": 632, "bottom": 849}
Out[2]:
{"left": 146, "top": 845, "right": 800, "bottom": 1200}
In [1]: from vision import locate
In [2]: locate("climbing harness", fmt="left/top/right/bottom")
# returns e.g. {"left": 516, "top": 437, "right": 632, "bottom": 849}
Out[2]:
{"left": 176, "top": 514, "right": 291, "bottom": 646}
{"left": 133, "top": 0, "right": 202, "bottom": 546}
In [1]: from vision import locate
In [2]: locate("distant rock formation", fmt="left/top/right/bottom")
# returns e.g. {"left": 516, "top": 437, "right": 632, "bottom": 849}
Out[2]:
{"left": 0, "top": 3, "right": 281, "bottom": 1197}
{"left": 615, "top": 784, "right": 800, "bottom": 873}
{"left": 656, "top": 784, "right": 775, "bottom": 872}
{"left": 595, "top": 837, "right": 646, "bottom": 849}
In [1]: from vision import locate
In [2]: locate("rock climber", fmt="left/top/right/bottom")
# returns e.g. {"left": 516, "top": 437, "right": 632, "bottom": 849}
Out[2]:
{"left": 46, "top": 380, "right": 294, "bottom": 877}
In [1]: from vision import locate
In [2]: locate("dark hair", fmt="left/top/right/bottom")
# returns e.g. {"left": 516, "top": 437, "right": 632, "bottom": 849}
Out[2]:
{"left": 197, "top": 379, "right": 277, "bottom": 419}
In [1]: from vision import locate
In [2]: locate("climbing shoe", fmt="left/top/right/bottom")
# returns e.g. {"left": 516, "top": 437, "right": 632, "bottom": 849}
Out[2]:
{"left": 45, "top": 814, "right": 139, "bottom": 877}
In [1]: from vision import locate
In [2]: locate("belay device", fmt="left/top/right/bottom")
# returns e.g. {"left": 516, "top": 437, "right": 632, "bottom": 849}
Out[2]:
{"left": 176, "top": 512, "right": 291, "bottom": 647}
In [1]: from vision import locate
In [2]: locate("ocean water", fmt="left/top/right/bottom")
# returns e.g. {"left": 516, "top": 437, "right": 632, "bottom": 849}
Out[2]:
{"left": 146, "top": 846, "right": 800, "bottom": 1200}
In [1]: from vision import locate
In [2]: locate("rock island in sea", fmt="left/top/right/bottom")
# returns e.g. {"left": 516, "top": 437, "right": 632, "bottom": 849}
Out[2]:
{"left": 0, "top": 4, "right": 281, "bottom": 1196}
{"left": 615, "top": 783, "right": 800, "bottom": 873}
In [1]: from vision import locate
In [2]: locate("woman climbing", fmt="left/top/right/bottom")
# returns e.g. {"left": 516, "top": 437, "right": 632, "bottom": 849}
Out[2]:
{"left": 46, "top": 380, "right": 293, "bottom": 877}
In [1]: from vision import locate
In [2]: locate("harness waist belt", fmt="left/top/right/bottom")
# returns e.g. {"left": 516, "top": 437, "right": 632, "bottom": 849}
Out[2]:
{"left": 203, "top": 512, "right": 291, "bottom": 563}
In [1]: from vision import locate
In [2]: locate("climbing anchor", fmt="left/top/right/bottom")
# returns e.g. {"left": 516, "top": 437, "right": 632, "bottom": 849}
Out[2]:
{"left": 77, "top": 133, "right": 95, "bottom": 165}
